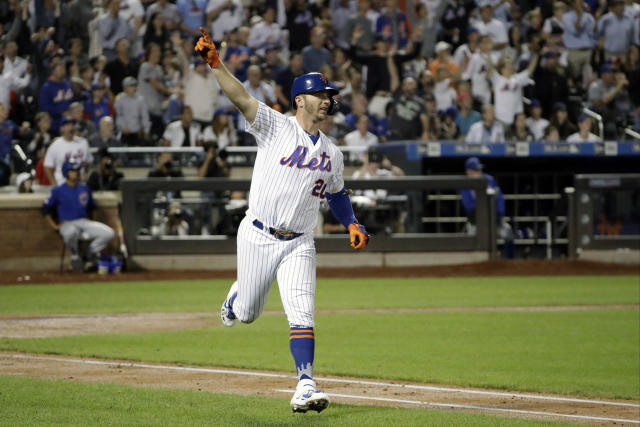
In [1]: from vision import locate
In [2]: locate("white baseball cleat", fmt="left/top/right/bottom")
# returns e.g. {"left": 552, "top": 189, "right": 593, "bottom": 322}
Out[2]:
{"left": 290, "top": 378, "right": 330, "bottom": 413}
{"left": 220, "top": 281, "right": 238, "bottom": 327}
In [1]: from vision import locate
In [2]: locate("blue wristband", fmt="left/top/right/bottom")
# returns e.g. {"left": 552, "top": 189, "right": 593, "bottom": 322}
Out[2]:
{"left": 326, "top": 186, "right": 357, "bottom": 229}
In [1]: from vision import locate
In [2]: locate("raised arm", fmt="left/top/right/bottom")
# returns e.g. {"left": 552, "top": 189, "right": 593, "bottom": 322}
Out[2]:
{"left": 195, "top": 27, "right": 258, "bottom": 123}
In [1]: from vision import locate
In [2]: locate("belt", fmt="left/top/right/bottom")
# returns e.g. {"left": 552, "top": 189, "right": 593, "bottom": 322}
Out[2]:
{"left": 252, "top": 219, "right": 302, "bottom": 241}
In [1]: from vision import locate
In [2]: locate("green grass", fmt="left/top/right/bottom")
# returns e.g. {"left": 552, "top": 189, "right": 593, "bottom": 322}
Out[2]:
{"left": 0, "top": 276, "right": 637, "bottom": 315}
{"left": 2, "top": 309, "right": 638, "bottom": 399}
{"left": 0, "top": 375, "right": 568, "bottom": 426}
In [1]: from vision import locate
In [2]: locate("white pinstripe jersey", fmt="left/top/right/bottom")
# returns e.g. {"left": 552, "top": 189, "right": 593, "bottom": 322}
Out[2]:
{"left": 245, "top": 102, "right": 344, "bottom": 234}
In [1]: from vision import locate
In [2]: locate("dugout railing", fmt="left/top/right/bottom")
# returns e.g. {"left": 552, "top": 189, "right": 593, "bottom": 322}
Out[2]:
{"left": 565, "top": 174, "right": 640, "bottom": 259}
{"left": 120, "top": 176, "right": 498, "bottom": 258}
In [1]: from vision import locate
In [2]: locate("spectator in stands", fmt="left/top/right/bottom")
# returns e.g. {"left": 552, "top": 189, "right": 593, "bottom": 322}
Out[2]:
{"left": 87, "top": 148, "right": 124, "bottom": 191}
{"left": 434, "top": 65, "right": 458, "bottom": 112}
{"left": 143, "top": 11, "right": 170, "bottom": 50}
{"left": 248, "top": 6, "right": 285, "bottom": 58}
{"left": 532, "top": 50, "right": 569, "bottom": 118}
{"left": 68, "top": 102, "right": 96, "bottom": 140}
{"left": 114, "top": 76, "right": 151, "bottom": 145}
{"left": 388, "top": 76, "right": 429, "bottom": 141}
{"left": 344, "top": 115, "right": 379, "bottom": 162}
{"left": 0, "top": 102, "right": 20, "bottom": 177}
{"left": 274, "top": 51, "right": 304, "bottom": 111}
{"left": 302, "top": 26, "right": 331, "bottom": 73}
{"left": 148, "top": 151, "right": 184, "bottom": 178}
{"left": 376, "top": 0, "right": 410, "bottom": 49}
{"left": 343, "top": 0, "right": 374, "bottom": 51}
{"left": 474, "top": 0, "right": 508, "bottom": 53}
{"left": 201, "top": 110, "right": 237, "bottom": 149}
{"left": 506, "top": 112, "right": 534, "bottom": 141}
{"left": 567, "top": 113, "right": 602, "bottom": 142}
{"left": 205, "top": 0, "right": 244, "bottom": 44}
{"left": 146, "top": 0, "right": 180, "bottom": 30}
{"left": 624, "top": 45, "right": 640, "bottom": 107}
{"left": 24, "top": 111, "right": 52, "bottom": 161}
{"left": 543, "top": 124, "right": 561, "bottom": 141}
{"left": 104, "top": 39, "right": 139, "bottom": 96}
{"left": 89, "top": 116, "right": 122, "bottom": 149}
{"left": 177, "top": 0, "right": 208, "bottom": 37}
{"left": 455, "top": 92, "right": 481, "bottom": 138}
{"left": 562, "top": 0, "right": 596, "bottom": 85}
{"left": 162, "top": 105, "right": 202, "bottom": 147}
{"left": 503, "top": 24, "right": 524, "bottom": 64}
{"left": 84, "top": 84, "right": 112, "bottom": 129}
{"left": 430, "top": 42, "right": 460, "bottom": 78}
{"left": 38, "top": 61, "right": 74, "bottom": 135}
{"left": 466, "top": 104, "right": 505, "bottom": 143}
{"left": 454, "top": 27, "right": 480, "bottom": 70}
{"left": 43, "top": 117, "right": 92, "bottom": 185}
{"left": 525, "top": 99, "right": 549, "bottom": 140}
{"left": 344, "top": 93, "right": 378, "bottom": 134}
{"left": 98, "top": 0, "right": 133, "bottom": 62}
{"left": 349, "top": 25, "right": 422, "bottom": 118}
{"left": 440, "top": 0, "right": 471, "bottom": 48}
{"left": 137, "top": 42, "right": 170, "bottom": 139}
{"left": 440, "top": 106, "right": 460, "bottom": 140}
{"left": 542, "top": 1, "right": 566, "bottom": 46}
{"left": 197, "top": 140, "right": 230, "bottom": 178}
{"left": 462, "top": 34, "right": 493, "bottom": 106}
{"left": 63, "top": 0, "right": 95, "bottom": 48}
{"left": 67, "top": 38, "right": 88, "bottom": 68}
{"left": 597, "top": 0, "right": 634, "bottom": 60}
{"left": 1, "top": 41, "right": 31, "bottom": 101}
{"left": 588, "top": 64, "right": 632, "bottom": 138}
{"left": 549, "top": 102, "right": 577, "bottom": 139}
{"left": 490, "top": 53, "right": 539, "bottom": 126}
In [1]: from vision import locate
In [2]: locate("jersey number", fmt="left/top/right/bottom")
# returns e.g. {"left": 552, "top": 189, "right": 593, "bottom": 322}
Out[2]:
{"left": 311, "top": 179, "right": 327, "bottom": 199}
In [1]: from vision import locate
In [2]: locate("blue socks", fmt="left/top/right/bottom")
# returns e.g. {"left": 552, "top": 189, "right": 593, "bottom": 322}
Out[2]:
{"left": 289, "top": 327, "right": 315, "bottom": 381}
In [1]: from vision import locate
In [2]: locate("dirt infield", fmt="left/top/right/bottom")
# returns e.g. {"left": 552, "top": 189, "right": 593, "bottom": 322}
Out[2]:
{"left": 1, "top": 352, "right": 638, "bottom": 425}
{"left": 2, "top": 260, "right": 638, "bottom": 285}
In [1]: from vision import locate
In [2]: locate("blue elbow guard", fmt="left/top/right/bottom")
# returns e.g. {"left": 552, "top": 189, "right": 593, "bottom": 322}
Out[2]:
{"left": 326, "top": 187, "right": 357, "bottom": 229}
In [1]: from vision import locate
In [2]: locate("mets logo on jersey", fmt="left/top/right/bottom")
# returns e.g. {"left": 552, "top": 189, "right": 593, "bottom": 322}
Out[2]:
{"left": 280, "top": 146, "right": 332, "bottom": 171}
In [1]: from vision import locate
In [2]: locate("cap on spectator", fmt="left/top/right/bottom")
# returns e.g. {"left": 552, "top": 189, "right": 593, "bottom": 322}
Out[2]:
{"left": 16, "top": 172, "right": 33, "bottom": 188}
{"left": 457, "top": 92, "right": 471, "bottom": 103}
{"left": 368, "top": 149, "right": 383, "bottom": 163}
{"left": 123, "top": 76, "right": 138, "bottom": 87}
{"left": 445, "top": 105, "right": 459, "bottom": 119}
{"left": 60, "top": 116, "right": 77, "bottom": 126}
{"left": 577, "top": 113, "right": 590, "bottom": 123}
{"left": 90, "top": 82, "right": 105, "bottom": 91}
{"left": 600, "top": 64, "right": 613, "bottom": 73}
{"left": 478, "top": 0, "right": 492, "bottom": 8}
{"left": 465, "top": 157, "right": 484, "bottom": 171}
{"left": 467, "top": 26, "right": 479, "bottom": 35}
{"left": 374, "top": 34, "right": 390, "bottom": 43}
{"left": 552, "top": 102, "right": 567, "bottom": 112}
{"left": 70, "top": 101, "right": 83, "bottom": 111}
{"left": 529, "top": 98, "right": 541, "bottom": 108}
{"left": 214, "top": 108, "right": 228, "bottom": 117}
{"left": 435, "top": 41, "right": 451, "bottom": 53}
{"left": 542, "top": 50, "right": 558, "bottom": 59}
{"left": 70, "top": 76, "right": 84, "bottom": 85}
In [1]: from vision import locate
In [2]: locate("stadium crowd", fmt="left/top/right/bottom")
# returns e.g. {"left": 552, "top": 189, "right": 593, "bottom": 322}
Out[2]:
{"left": 0, "top": 0, "right": 639, "bottom": 189}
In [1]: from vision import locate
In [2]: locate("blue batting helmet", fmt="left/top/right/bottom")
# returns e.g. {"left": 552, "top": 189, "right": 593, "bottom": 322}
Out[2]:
{"left": 291, "top": 72, "right": 339, "bottom": 115}
{"left": 62, "top": 161, "right": 82, "bottom": 178}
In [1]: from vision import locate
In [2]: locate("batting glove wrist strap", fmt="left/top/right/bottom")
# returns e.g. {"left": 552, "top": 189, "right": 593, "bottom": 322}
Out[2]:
{"left": 195, "top": 27, "right": 220, "bottom": 69}
{"left": 348, "top": 223, "right": 369, "bottom": 250}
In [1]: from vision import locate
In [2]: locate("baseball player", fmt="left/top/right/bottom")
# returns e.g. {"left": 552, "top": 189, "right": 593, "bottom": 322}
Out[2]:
{"left": 194, "top": 28, "right": 369, "bottom": 414}
{"left": 42, "top": 161, "right": 115, "bottom": 271}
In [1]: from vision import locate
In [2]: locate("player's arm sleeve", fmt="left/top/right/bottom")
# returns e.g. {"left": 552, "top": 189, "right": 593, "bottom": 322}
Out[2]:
{"left": 245, "top": 101, "right": 287, "bottom": 149}
{"left": 41, "top": 190, "right": 58, "bottom": 216}
{"left": 460, "top": 189, "right": 475, "bottom": 216}
{"left": 326, "top": 187, "right": 358, "bottom": 228}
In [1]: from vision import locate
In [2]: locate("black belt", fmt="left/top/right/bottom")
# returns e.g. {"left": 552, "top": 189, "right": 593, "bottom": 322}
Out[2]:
{"left": 252, "top": 219, "right": 302, "bottom": 241}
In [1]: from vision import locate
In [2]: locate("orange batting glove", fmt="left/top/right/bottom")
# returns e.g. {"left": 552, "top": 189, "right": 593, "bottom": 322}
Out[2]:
{"left": 348, "top": 223, "right": 369, "bottom": 250}
{"left": 194, "top": 27, "right": 220, "bottom": 69}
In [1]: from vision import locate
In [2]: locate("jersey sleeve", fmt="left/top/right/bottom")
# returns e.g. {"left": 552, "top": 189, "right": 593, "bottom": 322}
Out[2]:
{"left": 43, "top": 140, "right": 57, "bottom": 168}
{"left": 325, "top": 148, "right": 345, "bottom": 194}
{"left": 245, "top": 101, "right": 287, "bottom": 149}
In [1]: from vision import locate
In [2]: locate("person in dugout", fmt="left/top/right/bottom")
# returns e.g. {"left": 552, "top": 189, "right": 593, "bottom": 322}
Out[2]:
{"left": 42, "top": 161, "right": 115, "bottom": 271}
{"left": 460, "top": 157, "right": 514, "bottom": 258}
